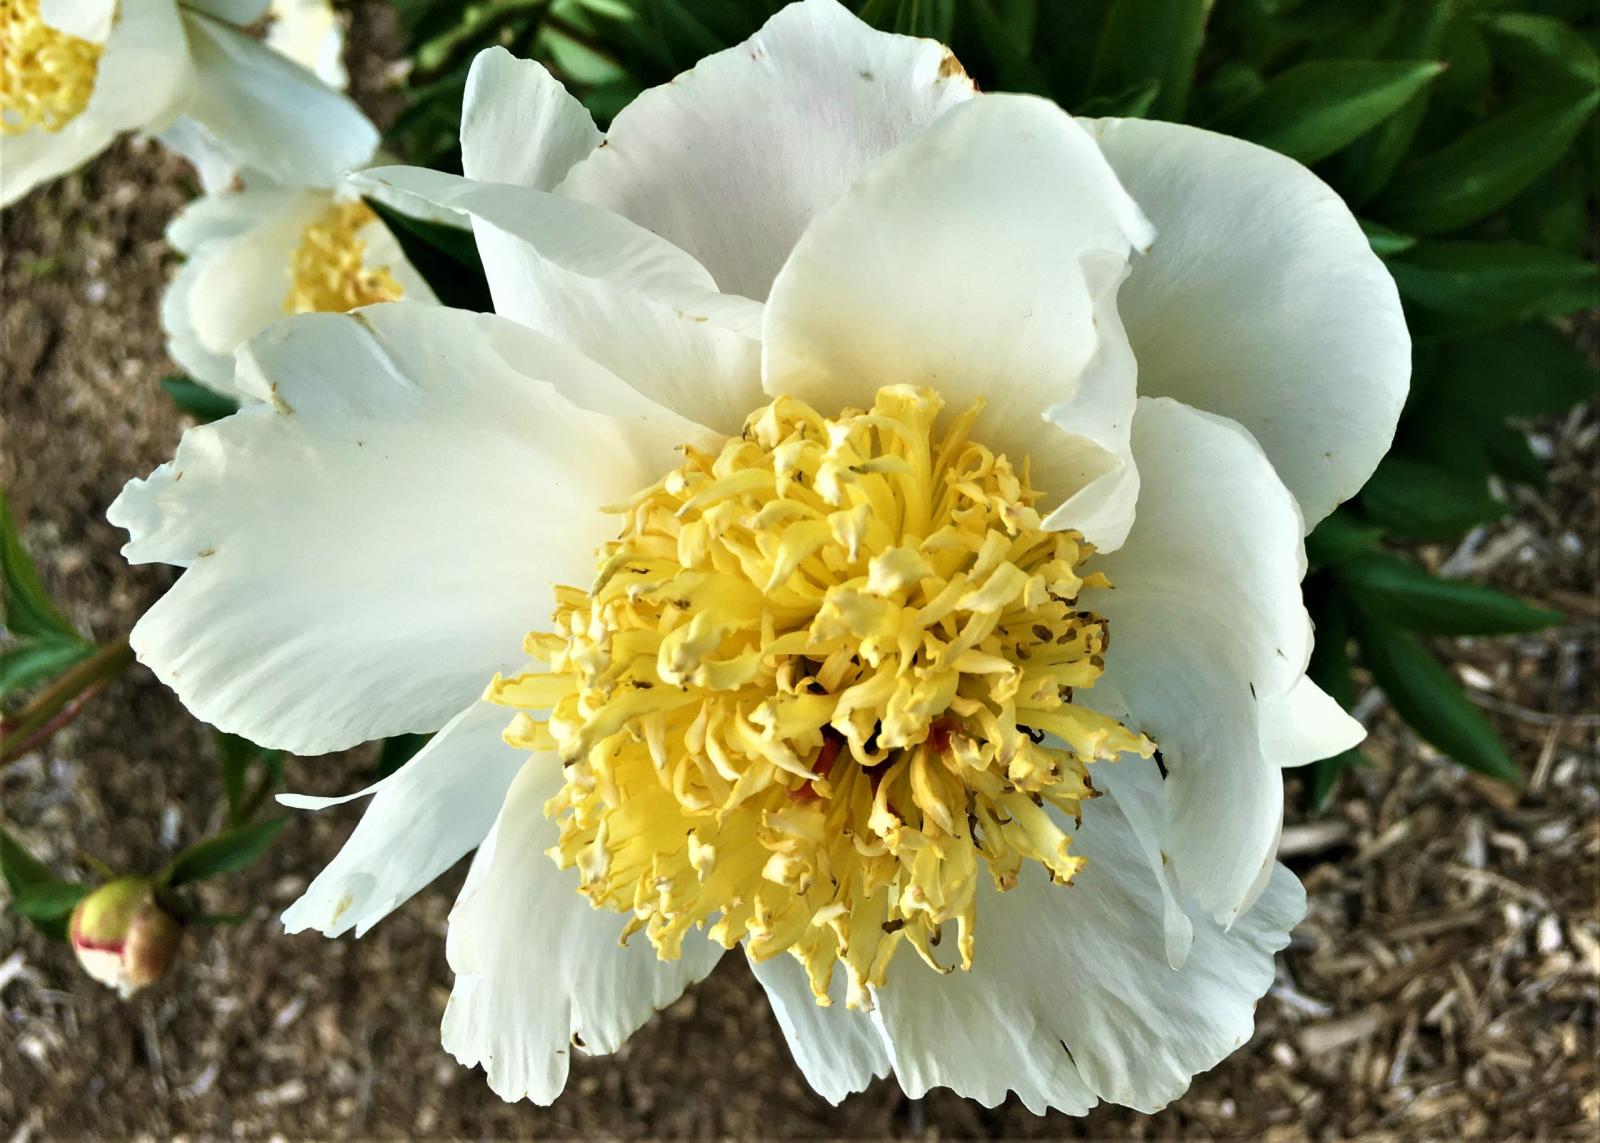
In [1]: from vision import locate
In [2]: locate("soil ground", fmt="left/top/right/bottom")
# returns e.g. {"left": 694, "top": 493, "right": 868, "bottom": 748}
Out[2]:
{"left": 2, "top": 12, "right": 1596, "bottom": 1141}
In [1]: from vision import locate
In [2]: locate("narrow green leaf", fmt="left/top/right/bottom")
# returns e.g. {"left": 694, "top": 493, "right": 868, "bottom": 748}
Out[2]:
{"left": 1360, "top": 454, "right": 1507, "bottom": 538}
{"left": 1479, "top": 13, "right": 1600, "bottom": 88}
{"left": 1075, "top": 77, "right": 1162, "bottom": 119}
{"left": 1329, "top": 0, "right": 1455, "bottom": 206}
{"left": 1309, "top": 748, "right": 1366, "bottom": 810}
{"left": 164, "top": 818, "right": 288, "bottom": 887}
{"left": 1480, "top": 420, "right": 1549, "bottom": 488}
{"left": 1378, "top": 90, "right": 1600, "bottom": 235}
{"left": 1, "top": 490, "right": 85, "bottom": 644}
{"left": 365, "top": 198, "right": 494, "bottom": 313}
{"left": 1215, "top": 59, "right": 1444, "bottom": 164}
{"left": 216, "top": 732, "right": 280, "bottom": 826}
{"left": 1086, "top": 0, "right": 1211, "bottom": 121}
{"left": 1389, "top": 241, "right": 1599, "bottom": 332}
{"left": 1, "top": 825, "right": 59, "bottom": 894}
{"left": 1350, "top": 611, "right": 1522, "bottom": 784}
{"left": 1435, "top": 323, "right": 1600, "bottom": 417}
{"left": 1, "top": 826, "right": 86, "bottom": 935}
{"left": 1305, "top": 511, "right": 1384, "bottom": 566}
{"left": 1337, "top": 553, "right": 1563, "bottom": 635}
{"left": 1359, "top": 219, "right": 1416, "bottom": 258}
{"left": 956, "top": 0, "right": 1052, "bottom": 96}
{"left": 9, "top": 879, "right": 90, "bottom": 921}
{"left": 160, "top": 376, "right": 239, "bottom": 424}
{"left": 0, "top": 638, "right": 96, "bottom": 698}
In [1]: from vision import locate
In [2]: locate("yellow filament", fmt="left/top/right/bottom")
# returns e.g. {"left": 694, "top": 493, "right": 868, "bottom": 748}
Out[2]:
{"left": 1, "top": 0, "right": 104, "bottom": 135}
{"left": 490, "top": 386, "right": 1153, "bottom": 1009}
{"left": 284, "top": 200, "right": 404, "bottom": 315}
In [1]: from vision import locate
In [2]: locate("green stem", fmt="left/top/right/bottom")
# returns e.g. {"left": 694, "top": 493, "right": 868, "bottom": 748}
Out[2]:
{"left": 0, "top": 637, "right": 133, "bottom": 764}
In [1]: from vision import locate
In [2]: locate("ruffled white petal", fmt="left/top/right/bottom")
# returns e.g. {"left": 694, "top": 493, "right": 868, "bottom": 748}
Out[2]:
{"left": 871, "top": 787, "right": 1305, "bottom": 1114}
{"left": 461, "top": 47, "right": 600, "bottom": 190}
{"left": 558, "top": 0, "right": 974, "bottom": 300}
{"left": 442, "top": 756, "right": 724, "bottom": 1103}
{"left": 1086, "top": 118, "right": 1410, "bottom": 529}
{"left": 280, "top": 698, "right": 524, "bottom": 937}
{"left": 110, "top": 303, "right": 716, "bottom": 755}
{"left": 1, "top": 0, "right": 190, "bottom": 206}
{"left": 266, "top": 0, "right": 346, "bottom": 89}
{"left": 1258, "top": 674, "right": 1365, "bottom": 768}
{"left": 763, "top": 92, "right": 1152, "bottom": 549}
{"left": 1084, "top": 397, "right": 1309, "bottom": 924}
{"left": 171, "top": 9, "right": 378, "bottom": 190}
{"left": 748, "top": 954, "right": 890, "bottom": 1105}
{"left": 39, "top": 0, "right": 116, "bottom": 41}
{"left": 354, "top": 165, "right": 763, "bottom": 434}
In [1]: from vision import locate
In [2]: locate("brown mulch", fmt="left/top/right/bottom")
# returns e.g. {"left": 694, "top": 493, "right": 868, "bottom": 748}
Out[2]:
{"left": 1, "top": 11, "right": 1596, "bottom": 1140}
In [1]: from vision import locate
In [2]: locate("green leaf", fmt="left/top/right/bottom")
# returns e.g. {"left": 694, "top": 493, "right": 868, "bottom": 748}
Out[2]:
{"left": 1336, "top": 553, "right": 1563, "bottom": 635}
{"left": 1305, "top": 511, "right": 1384, "bottom": 566}
{"left": 365, "top": 198, "right": 494, "bottom": 313}
{"left": 1388, "top": 241, "right": 1599, "bottom": 333}
{"left": 1329, "top": 0, "right": 1455, "bottom": 206}
{"left": 1075, "top": 77, "right": 1162, "bottom": 119}
{"left": 376, "top": 732, "right": 432, "bottom": 780}
{"left": 1349, "top": 610, "right": 1521, "bottom": 784}
{"left": 1308, "top": 748, "right": 1366, "bottom": 810}
{"left": 161, "top": 376, "right": 240, "bottom": 424}
{"left": 954, "top": 0, "right": 1052, "bottom": 97}
{"left": 1, "top": 826, "right": 86, "bottom": 935}
{"left": 1, "top": 489, "right": 84, "bottom": 645}
{"left": 1478, "top": 12, "right": 1600, "bottom": 89}
{"left": 216, "top": 732, "right": 282, "bottom": 826}
{"left": 1480, "top": 420, "right": 1548, "bottom": 488}
{"left": 0, "top": 638, "right": 95, "bottom": 698}
{"left": 1439, "top": 324, "right": 1600, "bottom": 416}
{"left": 1215, "top": 59, "right": 1444, "bottom": 164}
{"left": 858, "top": 0, "right": 954, "bottom": 40}
{"left": 1377, "top": 90, "right": 1600, "bottom": 235}
{"left": 1085, "top": 0, "right": 1211, "bottom": 121}
{"left": 163, "top": 817, "right": 288, "bottom": 887}
{"left": 1359, "top": 218, "right": 1416, "bottom": 258}
{"left": 1360, "top": 454, "right": 1507, "bottom": 538}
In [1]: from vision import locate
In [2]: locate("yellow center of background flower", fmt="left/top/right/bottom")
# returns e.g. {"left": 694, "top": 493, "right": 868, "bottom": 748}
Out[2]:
{"left": 284, "top": 200, "right": 404, "bottom": 315}
{"left": 490, "top": 386, "right": 1152, "bottom": 1009}
{"left": 0, "top": 0, "right": 104, "bottom": 135}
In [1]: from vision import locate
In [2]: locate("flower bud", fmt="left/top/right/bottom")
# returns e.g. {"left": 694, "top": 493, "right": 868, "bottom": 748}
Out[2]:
{"left": 68, "top": 878, "right": 183, "bottom": 998}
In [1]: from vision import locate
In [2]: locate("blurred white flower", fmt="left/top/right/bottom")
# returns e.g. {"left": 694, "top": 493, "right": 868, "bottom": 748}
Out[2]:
{"left": 0, "top": 0, "right": 374, "bottom": 207}
{"left": 112, "top": 0, "right": 1409, "bottom": 1116}
{"left": 162, "top": 183, "right": 437, "bottom": 395}
{"left": 266, "top": 0, "right": 345, "bottom": 90}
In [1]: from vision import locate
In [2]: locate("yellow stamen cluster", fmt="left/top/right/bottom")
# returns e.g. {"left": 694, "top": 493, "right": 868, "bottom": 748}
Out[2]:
{"left": 1, "top": 0, "right": 104, "bottom": 135}
{"left": 490, "top": 386, "right": 1152, "bottom": 1009}
{"left": 284, "top": 200, "right": 404, "bottom": 315}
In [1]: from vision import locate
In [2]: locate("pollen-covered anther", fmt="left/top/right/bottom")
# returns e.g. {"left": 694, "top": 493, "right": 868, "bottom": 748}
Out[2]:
{"left": 491, "top": 385, "right": 1153, "bottom": 1010}
{"left": 283, "top": 200, "right": 405, "bottom": 315}
{"left": 1, "top": 0, "right": 104, "bottom": 135}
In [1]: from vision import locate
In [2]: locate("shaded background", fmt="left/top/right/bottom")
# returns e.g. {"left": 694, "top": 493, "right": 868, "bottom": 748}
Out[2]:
{"left": 2, "top": 4, "right": 1597, "bottom": 1139}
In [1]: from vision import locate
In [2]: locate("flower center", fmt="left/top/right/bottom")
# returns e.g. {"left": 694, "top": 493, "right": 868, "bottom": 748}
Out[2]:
{"left": 283, "top": 200, "right": 405, "bottom": 315}
{"left": 0, "top": 0, "right": 104, "bottom": 136}
{"left": 490, "top": 386, "right": 1152, "bottom": 1009}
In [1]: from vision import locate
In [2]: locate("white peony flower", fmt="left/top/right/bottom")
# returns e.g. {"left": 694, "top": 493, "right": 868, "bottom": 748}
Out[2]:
{"left": 161, "top": 182, "right": 438, "bottom": 396}
{"left": 0, "top": 0, "right": 374, "bottom": 207}
{"left": 110, "top": 0, "right": 1409, "bottom": 1115}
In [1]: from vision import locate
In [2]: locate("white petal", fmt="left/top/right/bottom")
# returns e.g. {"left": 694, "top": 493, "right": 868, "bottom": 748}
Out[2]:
{"left": 442, "top": 756, "right": 723, "bottom": 1103}
{"left": 1258, "top": 675, "right": 1365, "bottom": 768}
{"left": 763, "top": 93, "right": 1152, "bottom": 549}
{"left": 1084, "top": 398, "right": 1309, "bottom": 923}
{"left": 39, "top": 0, "right": 116, "bottom": 41}
{"left": 748, "top": 954, "right": 890, "bottom": 1105}
{"left": 183, "top": 0, "right": 270, "bottom": 23}
{"left": 266, "top": 0, "right": 346, "bottom": 90}
{"left": 872, "top": 788, "right": 1306, "bottom": 1114}
{"left": 1, "top": 0, "right": 189, "bottom": 206}
{"left": 1086, "top": 118, "right": 1410, "bottom": 529}
{"left": 174, "top": 9, "right": 378, "bottom": 190}
{"left": 110, "top": 304, "right": 715, "bottom": 755}
{"left": 280, "top": 698, "right": 524, "bottom": 937}
{"left": 354, "top": 165, "right": 764, "bottom": 434}
{"left": 461, "top": 48, "right": 599, "bottom": 190}
{"left": 558, "top": 0, "right": 974, "bottom": 300}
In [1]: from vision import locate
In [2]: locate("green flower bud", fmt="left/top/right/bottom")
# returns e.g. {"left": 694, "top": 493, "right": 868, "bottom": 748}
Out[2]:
{"left": 68, "top": 878, "right": 183, "bottom": 998}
